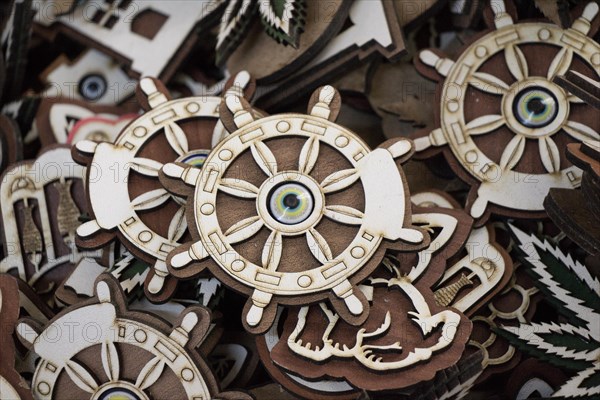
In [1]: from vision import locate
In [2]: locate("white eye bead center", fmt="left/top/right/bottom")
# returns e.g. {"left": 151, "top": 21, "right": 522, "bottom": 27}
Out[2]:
{"left": 513, "top": 87, "right": 558, "bottom": 128}
{"left": 268, "top": 182, "right": 314, "bottom": 225}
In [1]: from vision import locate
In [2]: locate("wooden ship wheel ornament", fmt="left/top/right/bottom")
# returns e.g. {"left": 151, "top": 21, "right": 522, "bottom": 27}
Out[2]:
{"left": 16, "top": 275, "right": 251, "bottom": 400}
{"left": 162, "top": 86, "right": 427, "bottom": 333}
{"left": 73, "top": 74, "right": 253, "bottom": 302}
{"left": 414, "top": 0, "right": 600, "bottom": 223}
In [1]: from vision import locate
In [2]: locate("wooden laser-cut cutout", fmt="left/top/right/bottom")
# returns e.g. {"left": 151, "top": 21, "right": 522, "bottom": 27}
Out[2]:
{"left": 261, "top": 207, "right": 472, "bottom": 394}
{"left": 162, "top": 85, "right": 427, "bottom": 334}
{"left": 40, "top": 49, "right": 137, "bottom": 105}
{"left": 72, "top": 75, "right": 253, "bottom": 302}
{"left": 16, "top": 275, "right": 251, "bottom": 400}
{"left": 34, "top": 1, "right": 220, "bottom": 81}
{"left": 37, "top": 97, "right": 138, "bottom": 146}
{"left": 0, "top": 146, "right": 102, "bottom": 305}
{"left": 412, "top": 191, "right": 513, "bottom": 316}
{"left": 413, "top": 0, "right": 600, "bottom": 224}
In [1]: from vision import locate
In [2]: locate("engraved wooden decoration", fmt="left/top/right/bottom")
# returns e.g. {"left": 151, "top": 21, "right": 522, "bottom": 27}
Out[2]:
{"left": 412, "top": 191, "right": 513, "bottom": 316}
{"left": 36, "top": 97, "right": 138, "bottom": 146}
{"left": 72, "top": 75, "right": 242, "bottom": 302}
{"left": 6, "top": 276, "right": 56, "bottom": 385}
{"left": 162, "top": 85, "right": 427, "bottom": 334}
{"left": 225, "top": 0, "right": 349, "bottom": 83}
{"left": 216, "top": 0, "right": 309, "bottom": 67}
{"left": 404, "top": 350, "right": 485, "bottom": 400}
{"left": 0, "top": 146, "right": 102, "bottom": 305}
{"left": 16, "top": 274, "right": 252, "bottom": 400}
{"left": 40, "top": 49, "right": 137, "bottom": 105}
{"left": 413, "top": 0, "right": 600, "bottom": 224}
{"left": 253, "top": 0, "right": 410, "bottom": 110}
{"left": 256, "top": 307, "right": 359, "bottom": 400}
{"left": 545, "top": 141, "right": 600, "bottom": 258}
{"left": 12, "top": 275, "right": 55, "bottom": 324}
{"left": 263, "top": 208, "right": 472, "bottom": 393}
{"left": 33, "top": 0, "right": 220, "bottom": 82}
{"left": 465, "top": 260, "right": 542, "bottom": 382}
{"left": 55, "top": 257, "right": 110, "bottom": 306}
{"left": 0, "top": 274, "right": 34, "bottom": 400}
{"left": 411, "top": 191, "right": 530, "bottom": 381}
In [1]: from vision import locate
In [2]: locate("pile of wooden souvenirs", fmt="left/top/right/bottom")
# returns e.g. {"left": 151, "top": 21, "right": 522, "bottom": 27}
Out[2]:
{"left": 1, "top": 0, "right": 599, "bottom": 399}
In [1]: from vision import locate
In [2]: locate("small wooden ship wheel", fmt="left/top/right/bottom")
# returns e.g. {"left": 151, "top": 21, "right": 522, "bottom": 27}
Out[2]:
{"left": 16, "top": 276, "right": 250, "bottom": 400}
{"left": 74, "top": 77, "right": 228, "bottom": 301}
{"left": 164, "top": 86, "right": 425, "bottom": 333}
{"left": 415, "top": 1, "right": 600, "bottom": 222}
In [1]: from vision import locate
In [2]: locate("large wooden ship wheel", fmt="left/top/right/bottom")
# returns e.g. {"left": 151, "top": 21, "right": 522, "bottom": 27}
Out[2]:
{"left": 415, "top": 1, "right": 600, "bottom": 222}
{"left": 164, "top": 86, "right": 425, "bottom": 333}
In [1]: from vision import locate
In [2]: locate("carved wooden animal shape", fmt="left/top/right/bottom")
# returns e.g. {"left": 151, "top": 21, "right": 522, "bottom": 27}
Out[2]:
{"left": 263, "top": 208, "right": 472, "bottom": 393}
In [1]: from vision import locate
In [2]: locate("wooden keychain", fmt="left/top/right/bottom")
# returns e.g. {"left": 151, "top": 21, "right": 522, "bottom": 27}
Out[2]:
{"left": 72, "top": 73, "right": 255, "bottom": 303}
{"left": 16, "top": 274, "right": 252, "bottom": 400}
{"left": 161, "top": 85, "right": 428, "bottom": 334}
{"left": 0, "top": 146, "right": 104, "bottom": 306}
{"left": 0, "top": 274, "right": 34, "bottom": 400}
{"left": 267, "top": 207, "right": 472, "bottom": 392}
{"left": 413, "top": 0, "right": 600, "bottom": 225}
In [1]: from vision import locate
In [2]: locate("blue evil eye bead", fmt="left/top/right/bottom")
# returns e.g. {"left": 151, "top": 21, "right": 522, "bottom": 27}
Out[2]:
{"left": 78, "top": 74, "right": 107, "bottom": 101}
{"left": 513, "top": 87, "right": 558, "bottom": 128}
{"left": 268, "top": 183, "right": 314, "bottom": 225}
{"left": 179, "top": 150, "right": 210, "bottom": 168}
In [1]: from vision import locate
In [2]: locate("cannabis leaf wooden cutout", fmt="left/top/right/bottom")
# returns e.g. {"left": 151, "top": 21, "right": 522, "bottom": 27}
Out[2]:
{"left": 216, "top": 0, "right": 306, "bottom": 65}
{"left": 498, "top": 225, "right": 600, "bottom": 397}
{"left": 259, "top": 0, "right": 306, "bottom": 46}
{"left": 216, "top": 0, "right": 258, "bottom": 66}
